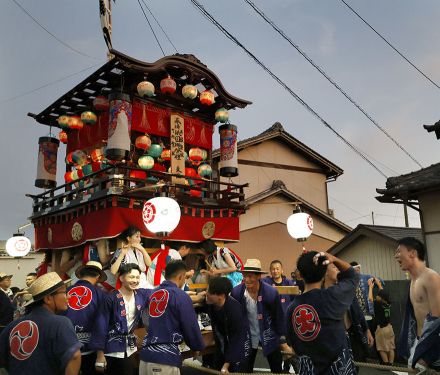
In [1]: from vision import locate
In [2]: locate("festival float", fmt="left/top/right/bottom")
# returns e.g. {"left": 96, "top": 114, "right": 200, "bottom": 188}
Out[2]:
{"left": 28, "top": 49, "right": 250, "bottom": 253}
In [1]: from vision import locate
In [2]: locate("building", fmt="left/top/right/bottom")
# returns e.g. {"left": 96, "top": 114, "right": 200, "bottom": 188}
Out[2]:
{"left": 376, "top": 162, "right": 440, "bottom": 271}
{"left": 329, "top": 224, "right": 423, "bottom": 280}
{"left": 213, "top": 123, "right": 351, "bottom": 273}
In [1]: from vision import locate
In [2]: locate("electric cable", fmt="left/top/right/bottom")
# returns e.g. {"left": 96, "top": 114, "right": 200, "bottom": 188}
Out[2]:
{"left": 10, "top": 0, "right": 100, "bottom": 60}
{"left": 340, "top": 0, "right": 440, "bottom": 91}
{"left": 245, "top": 0, "right": 422, "bottom": 168}
{"left": 137, "top": 0, "right": 165, "bottom": 56}
{"left": 189, "top": 0, "right": 388, "bottom": 179}
{"left": 140, "top": 0, "right": 178, "bottom": 53}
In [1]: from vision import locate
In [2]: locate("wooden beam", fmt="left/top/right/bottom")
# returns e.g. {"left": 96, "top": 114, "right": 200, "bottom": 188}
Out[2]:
{"left": 238, "top": 159, "right": 324, "bottom": 174}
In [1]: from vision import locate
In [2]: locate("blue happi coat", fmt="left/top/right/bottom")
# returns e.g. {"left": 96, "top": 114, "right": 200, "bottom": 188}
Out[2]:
{"left": 64, "top": 279, "right": 105, "bottom": 353}
{"left": 0, "top": 306, "right": 81, "bottom": 375}
{"left": 231, "top": 281, "right": 285, "bottom": 356}
{"left": 262, "top": 275, "right": 296, "bottom": 315}
{"left": 139, "top": 280, "right": 205, "bottom": 367}
{"left": 286, "top": 268, "right": 359, "bottom": 375}
{"left": 91, "top": 288, "right": 150, "bottom": 354}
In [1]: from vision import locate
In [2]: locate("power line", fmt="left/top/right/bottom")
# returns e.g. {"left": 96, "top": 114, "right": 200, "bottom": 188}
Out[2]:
{"left": 244, "top": 0, "right": 422, "bottom": 169}
{"left": 189, "top": 0, "right": 388, "bottom": 179}
{"left": 10, "top": 0, "right": 100, "bottom": 61}
{"left": 140, "top": 0, "right": 178, "bottom": 53}
{"left": 0, "top": 63, "right": 104, "bottom": 105}
{"left": 340, "top": 0, "right": 440, "bottom": 92}
{"left": 137, "top": 0, "right": 165, "bottom": 56}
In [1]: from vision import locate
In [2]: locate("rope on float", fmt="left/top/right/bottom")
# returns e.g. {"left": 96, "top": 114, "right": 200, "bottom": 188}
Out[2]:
{"left": 183, "top": 358, "right": 439, "bottom": 374}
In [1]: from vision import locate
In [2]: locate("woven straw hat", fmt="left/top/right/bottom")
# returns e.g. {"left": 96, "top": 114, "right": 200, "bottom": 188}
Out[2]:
{"left": 75, "top": 261, "right": 107, "bottom": 283}
{"left": 240, "top": 259, "right": 268, "bottom": 274}
{"left": 23, "top": 272, "right": 70, "bottom": 307}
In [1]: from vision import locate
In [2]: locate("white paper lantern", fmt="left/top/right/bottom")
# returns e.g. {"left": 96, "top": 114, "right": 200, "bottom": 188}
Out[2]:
{"left": 6, "top": 236, "right": 31, "bottom": 257}
{"left": 142, "top": 197, "right": 181, "bottom": 237}
{"left": 287, "top": 212, "right": 313, "bottom": 241}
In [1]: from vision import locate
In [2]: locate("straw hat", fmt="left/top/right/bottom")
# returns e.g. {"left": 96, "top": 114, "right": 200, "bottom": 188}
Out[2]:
{"left": 75, "top": 261, "right": 107, "bottom": 283}
{"left": 240, "top": 259, "right": 268, "bottom": 274}
{"left": 0, "top": 273, "right": 13, "bottom": 281}
{"left": 23, "top": 272, "right": 70, "bottom": 307}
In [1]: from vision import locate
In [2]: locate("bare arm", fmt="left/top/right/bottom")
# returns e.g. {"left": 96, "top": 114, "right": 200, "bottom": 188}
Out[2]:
{"left": 65, "top": 349, "right": 81, "bottom": 375}
{"left": 368, "top": 278, "right": 374, "bottom": 302}
{"left": 426, "top": 272, "right": 440, "bottom": 317}
{"left": 134, "top": 244, "right": 152, "bottom": 267}
{"left": 110, "top": 247, "right": 128, "bottom": 275}
{"left": 213, "top": 253, "right": 237, "bottom": 275}
{"left": 96, "top": 239, "right": 111, "bottom": 265}
{"left": 318, "top": 252, "right": 351, "bottom": 272}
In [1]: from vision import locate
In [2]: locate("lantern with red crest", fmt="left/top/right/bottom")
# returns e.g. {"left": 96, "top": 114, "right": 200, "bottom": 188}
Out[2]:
{"left": 160, "top": 75, "right": 176, "bottom": 94}
{"left": 200, "top": 90, "right": 215, "bottom": 106}
{"left": 58, "top": 131, "right": 68, "bottom": 144}
{"left": 189, "top": 148, "right": 203, "bottom": 164}
{"left": 93, "top": 95, "right": 109, "bottom": 112}
{"left": 135, "top": 135, "right": 151, "bottom": 151}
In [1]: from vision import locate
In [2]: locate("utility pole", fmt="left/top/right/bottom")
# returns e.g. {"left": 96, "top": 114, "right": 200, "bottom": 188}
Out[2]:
{"left": 404, "top": 203, "right": 409, "bottom": 227}
{"left": 371, "top": 211, "right": 375, "bottom": 225}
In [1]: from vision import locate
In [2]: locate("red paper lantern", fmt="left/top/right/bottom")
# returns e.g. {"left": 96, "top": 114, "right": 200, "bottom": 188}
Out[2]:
{"left": 185, "top": 167, "right": 197, "bottom": 177}
{"left": 200, "top": 90, "right": 215, "bottom": 105}
{"left": 161, "top": 149, "right": 171, "bottom": 161}
{"left": 135, "top": 135, "right": 152, "bottom": 151}
{"left": 91, "top": 161, "right": 101, "bottom": 172}
{"left": 190, "top": 189, "right": 202, "bottom": 197}
{"left": 160, "top": 75, "right": 176, "bottom": 94}
{"left": 68, "top": 116, "right": 84, "bottom": 130}
{"left": 129, "top": 170, "right": 147, "bottom": 179}
{"left": 93, "top": 95, "right": 109, "bottom": 112}
{"left": 152, "top": 163, "right": 166, "bottom": 172}
{"left": 58, "top": 131, "right": 68, "bottom": 144}
{"left": 77, "top": 169, "right": 84, "bottom": 179}
{"left": 64, "top": 171, "right": 73, "bottom": 183}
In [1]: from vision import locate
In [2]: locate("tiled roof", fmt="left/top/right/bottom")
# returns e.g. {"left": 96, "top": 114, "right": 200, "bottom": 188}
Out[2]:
{"left": 329, "top": 224, "right": 423, "bottom": 255}
{"left": 376, "top": 162, "right": 440, "bottom": 202}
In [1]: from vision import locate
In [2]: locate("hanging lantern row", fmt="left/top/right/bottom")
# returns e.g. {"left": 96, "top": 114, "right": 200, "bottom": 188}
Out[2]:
{"left": 136, "top": 76, "right": 216, "bottom": 106}
{"left": 57, "top": 111, "right": 97, "bottom": 131}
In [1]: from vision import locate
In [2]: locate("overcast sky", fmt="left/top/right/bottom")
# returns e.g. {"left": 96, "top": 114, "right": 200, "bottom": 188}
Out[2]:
{"left": 1, "top": 0, "right": 439, "bottom": 240}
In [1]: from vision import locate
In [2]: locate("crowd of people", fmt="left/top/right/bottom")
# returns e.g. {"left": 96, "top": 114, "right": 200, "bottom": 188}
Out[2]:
{"left": 0, "top": 232, "right": 439, "bottom": 375}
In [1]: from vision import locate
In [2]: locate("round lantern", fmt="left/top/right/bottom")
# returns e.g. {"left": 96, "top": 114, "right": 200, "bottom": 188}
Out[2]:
{"left": 72, "top": 150, "right": 88, "bottom": 166}
{"left": 219, "top": 123, "right": 238, "bottom": 177}
{"left": 82, "top": 164, "right": 93, "bottom": 176}
{"left": 65, "top": 152, "right": 74, "bottom": 165}
{"left": 182, "top": 84, "right": 198, "bottom": 99}
{"left": 148, "top": 143, "right": 163, "bottom": 158}
{"left": 137, "top": 81, "right": 155, "bottom": 97}
{"left": 189, "top": 147, "right": 203, "bottom": 162}
{"left": 201, "top": 149, "right": 208, "bottom": 161}
{"left": 35, "top": 136, "right": 59, "bottom": 189}
{"left": 215, "top": 107, "right": 229, "bottom": 123}
{"left": 185, "top": 167, "right": 197, "bottom": 178}
{"left": 286, "top": 210, "right": 314, "bottom": 242}
{"left": 81, "top": 111, "right": 97, "bottom": 125}
{"left": 93, "top": 95, "right": 109, "bottom": 112}
{"left": 152, "top": 163, "right": 166, "bottom": 172}
{"left": 135, "top": 135, "right": 151, "bottom": 151}
{"left": 161, "top": 149, "right": 171, "bottom": 161}
{"left": 129, "top": 170, "right": 147, "bottom": 179}
{"left": 106, "top": 92, "right": 132, "bottom": 161}
{"left": 138, "top": 155, "right": 154, "bottom": 170}
{"left": 90, "top": 148, "right": 104, "bottom": 162}
{"left": 200, "top": 90, "right": 215, "bottom": 106}
{"left": 198, "top": 163, "right": 212, "bottom": 178}
{"left": 6, "top": 235, "right": 31, "bottom": 257}
{"left": 58, "top": 131, "right": 68, "bottom": 144}
{"left": 58, "top": 115, "right": 70, "bottom": 130}
{"left": 142, "top": 196, "right": 181, "bottom": 237}
{"left": 160, "top": 75, "right": 176, "bottom": 94}
{"left": 64, "top": 171, "right": 74, "bottom": 183}
{"left": 68, "top": 116, "right": 84, "bottom": 130}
